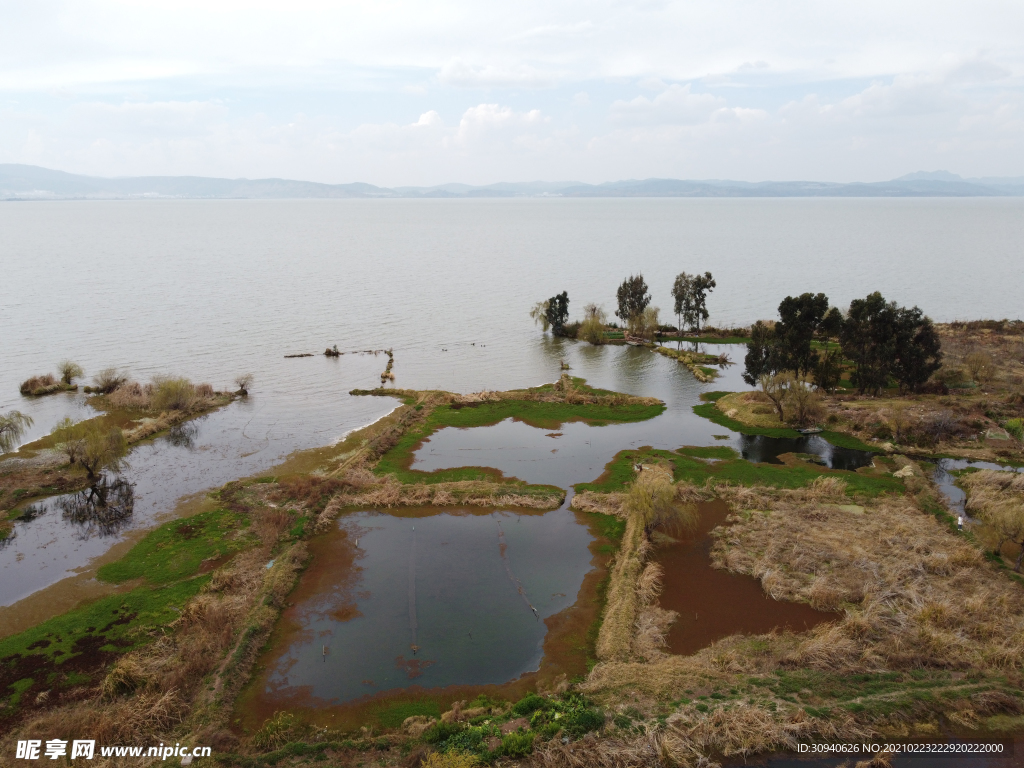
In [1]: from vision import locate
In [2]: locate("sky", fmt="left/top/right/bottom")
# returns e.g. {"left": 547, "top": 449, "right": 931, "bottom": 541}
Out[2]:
{"left": 1, "top": 0, "right": 1023, "bottom": 186}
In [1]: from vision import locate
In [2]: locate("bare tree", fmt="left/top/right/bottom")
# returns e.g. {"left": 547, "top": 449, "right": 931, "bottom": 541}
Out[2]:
{"left": 234, "top": 373, "right": 254, "bottom": 396}
{"left": 759, "top": 372, "right": 793, "bottom": 422}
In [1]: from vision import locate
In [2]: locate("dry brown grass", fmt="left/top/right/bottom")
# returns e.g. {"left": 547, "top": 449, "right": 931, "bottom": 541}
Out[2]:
{"left": 19, "top": 374, "right": 61, "bottom": 396}
{"left": 107, "top": 381, "right": 153, "bottom": 409}
{"left": 961, "top": 469, "right": 1024, "bottom": 569}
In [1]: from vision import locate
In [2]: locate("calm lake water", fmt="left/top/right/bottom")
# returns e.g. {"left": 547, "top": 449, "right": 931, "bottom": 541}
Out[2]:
{"left": 1, "top": 198, "right": 1022, "bottom": 609}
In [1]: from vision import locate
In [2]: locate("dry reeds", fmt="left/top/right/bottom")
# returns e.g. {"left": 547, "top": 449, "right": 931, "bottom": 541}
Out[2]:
{"left": 961, "top": 469, "right": 1024, "bottom": 569}
{"left": 19, "top": 373, "right": 60, "bottom": 396}
{"left": 107, "top": 381, "right": 153, "bottom": 410}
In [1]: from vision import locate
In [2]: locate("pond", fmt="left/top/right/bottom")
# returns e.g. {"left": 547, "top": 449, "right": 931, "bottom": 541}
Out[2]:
{"left": 653, "top": 500, "right": 834, "bottom": 655}
{"left": 248, "top": 505, "right": 597, "bottom": 712}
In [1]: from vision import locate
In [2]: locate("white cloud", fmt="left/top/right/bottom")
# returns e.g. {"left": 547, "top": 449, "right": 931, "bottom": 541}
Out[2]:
{"left": 610, "top": 84, "right": 726, "bottom": 125}
{"left": 437, "top": 60, "right": 559, "bottom": 89}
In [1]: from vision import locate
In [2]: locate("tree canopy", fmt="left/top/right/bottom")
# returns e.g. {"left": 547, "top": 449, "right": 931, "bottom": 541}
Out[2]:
{"left": 545, "top": 291, "right": 570, "bottom": 335}
{"left": 671, "top": 271, "right": 716, "bottom": 333}
{"left": 615, "top": 275, "right": 651, "bottom": 328}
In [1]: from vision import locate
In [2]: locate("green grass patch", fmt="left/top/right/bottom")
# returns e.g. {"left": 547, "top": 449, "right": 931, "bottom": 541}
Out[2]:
{"left": 97, "top": 508, "right": 250, "bottom": 586}
{"left": 370, "top": 699, "right": 443, "bottom": 729}
{"left": 677, "top": 445, "right": 739, "bottom": 460}
{"left": 0, "top": 578, "right": 208, "bottom": 666}
{"left": 578, "top": 447, "right": 901, "bottom": 497}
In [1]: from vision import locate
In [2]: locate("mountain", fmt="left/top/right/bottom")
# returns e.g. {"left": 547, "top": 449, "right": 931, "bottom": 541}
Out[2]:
{"left": 2, "top": 164, "right": 1022, "bottom": 200}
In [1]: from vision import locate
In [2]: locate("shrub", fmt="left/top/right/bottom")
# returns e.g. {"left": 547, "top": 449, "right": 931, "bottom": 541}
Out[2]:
{"left": 93, "top": 367, "right": 129, "bottom": 394}
{"left": 511, "top": 693, "right": 548, "bottom": 717}
{"left": 196, "top": 382, "right": 215, "bottom": 398}
{"left": 252, "top": 711, "right": 302, "bottom": 751}
{"left": 19, "top": 374, "right": 59, "bottom": 396}
{"left": 422, "top": 721, "right": 465, "bottom": 744}
{"left": 561, "top": 706, "right": 604, "bottom": 738}
{"left": 234, "top": 373, "right": 254, "bottom": 395}
{"left": 498, "top": 731, "right": 534, "bottom": 758}
{"left": 785, "top": 383, "right": 825, "bottom": 428}
{"left": 151, "top": 377, "right": 197, "bottom": 412}
{"left": 1006, "top": 419, "right": 1023, "bottom": 442}
{"left": 57, "top": 360, "right": 84, "bottom": 386}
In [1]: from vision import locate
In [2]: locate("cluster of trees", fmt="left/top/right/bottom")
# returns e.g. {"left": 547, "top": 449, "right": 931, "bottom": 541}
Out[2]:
{"left": 744, "top": 291, "right": 943, "bottom": 420}
{"left": 531, "top": 270, "right": 717, "bottom": 343}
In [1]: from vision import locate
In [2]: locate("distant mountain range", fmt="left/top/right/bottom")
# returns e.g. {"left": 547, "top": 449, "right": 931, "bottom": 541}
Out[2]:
{"left": 2, "top": 164, "right": 1023, "bottom": 200}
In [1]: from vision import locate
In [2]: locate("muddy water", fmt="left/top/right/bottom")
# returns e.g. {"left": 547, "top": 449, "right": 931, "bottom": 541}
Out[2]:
{"left": 654, "top": 500, "right": 833, "bottom": 655}
{"left": 252, "top": 506, "right": 594, "bottom": 708}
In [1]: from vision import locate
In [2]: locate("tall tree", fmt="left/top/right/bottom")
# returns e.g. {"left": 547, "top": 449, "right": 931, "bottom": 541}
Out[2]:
{"left": 840, "top": 292, "right": 898, "bottom": 395}
{"left": 671, "top": 272, "right": 692, "bottom": 333}
{"left": 891, "top": 307, "right": 943, "bottom": 393}
{"left": 545, "top": 291, "right": 570, "bottom": 336}
{"left": 672, "top": 271, "right": 716, "bottom": 333}
{"left": 615, "top": 275, "right": 651, "bottom": 332}
{"left": 742, "top": 321, "right": 781, "bottom": 386}
{"left": 774, "top": 292, "right": 830, "bottom": 377}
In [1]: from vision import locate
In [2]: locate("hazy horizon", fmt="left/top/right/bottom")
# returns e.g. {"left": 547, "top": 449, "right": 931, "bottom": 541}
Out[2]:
{"left": 2, "top": 2, "right": 1023, "bottom": 186}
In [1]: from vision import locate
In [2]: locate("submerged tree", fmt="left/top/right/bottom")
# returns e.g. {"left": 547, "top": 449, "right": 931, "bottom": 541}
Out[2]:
{"left": 671, "top": 271, "right": 716, "bottom": 334}
{"left": 0, "top": 410, "right": 33, "bottom": 453}
{"left": 545, "top": 291, "right": 570, "bottom": 336}
{"left": 57, "top": 360, "right": 84, "bottom": 387}
{"left": 615, "top": 274, "right": 651, "bottom": 335}
{"left": 234, "top": 373, "right": 254, "bottom": 396}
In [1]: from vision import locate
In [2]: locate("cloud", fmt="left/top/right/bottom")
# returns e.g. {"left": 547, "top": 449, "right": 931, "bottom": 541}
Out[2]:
{"left": 438, "top": 60, "right": 558, "bottom": 89}
{"left": 610, "top": 84, "right": 726, "bottom": 125}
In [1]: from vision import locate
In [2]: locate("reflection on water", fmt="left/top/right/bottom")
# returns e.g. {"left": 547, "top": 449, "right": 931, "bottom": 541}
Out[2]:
{"left": 738, "top": 434, "right": 875, "bottom": 471}
{"left": 57, "top": 476, "right": 136, "bottom": 539}
{"left": 258, "top": 507, "right": 593, "bottom": 706}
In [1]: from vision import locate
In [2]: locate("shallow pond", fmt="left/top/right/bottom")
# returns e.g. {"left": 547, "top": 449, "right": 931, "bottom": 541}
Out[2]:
{"left": 251, "top": 505, "right": 595, "bottom": 710}
{"left": 654, "top": 500, "right": 834, "bottom": 655}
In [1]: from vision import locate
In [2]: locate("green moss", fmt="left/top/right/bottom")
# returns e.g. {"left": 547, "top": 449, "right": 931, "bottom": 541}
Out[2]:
{"left": 0, "top": 578, "right": 208, "bottom": 666}
{"left": 371, "top": 699, "right": 442, "bottom": 729}
{"left": 97, "top": 508, "right": 249, "bottom": 586}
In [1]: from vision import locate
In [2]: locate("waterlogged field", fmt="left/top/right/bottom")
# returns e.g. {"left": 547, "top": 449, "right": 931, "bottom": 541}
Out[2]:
{"left": 247, "top": 507, "right": 595, "bottom": 714}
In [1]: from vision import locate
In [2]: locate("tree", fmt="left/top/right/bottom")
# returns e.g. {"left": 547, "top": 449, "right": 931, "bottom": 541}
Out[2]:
{"left": 57, "top": 360, "right": 84, "bottom": 386}
{"left": 637, "top": 306, "right": 660, "bottom": 341}
{"left": 52, "top": 418, "right": 129, "bottom": 481}
{"left": 840, "top": 292, "right": 942, "bottom": 395}
{"left": 775, "top": 293, "right": 830, "bottom": 377}
{"left": 891, "top": 308, "right": 942, "bottom": 393}
{"left": 742, "top": 321, "right": 780, "bottom": 386}
{"left": 759, "top": 372, "right": 793, "bottom": 422}
{"left": 234, "top": 373, "right": 254, "bottom": 395}
{"left": 671, "top": 271, "right": 716, "bottom": 334}
{"left": 545, "top": 291, "right": 570, "bottom": 335}
{"left": 671, "top": 273, "right": 692, "bottom": 333}
{"left": 529, "top": 300, "right": 551, "bottom": 332}
{"left": 615, "top": 274, "right": 651, "bottom": 333}
{"left": 814, "top": 347, "right": 844, "bottom": 394}
{"left": 840, "top": 292, "right": 898, "bottom": 395}
{"left": 0, "top": 410, "right": 33, "bottom": 453}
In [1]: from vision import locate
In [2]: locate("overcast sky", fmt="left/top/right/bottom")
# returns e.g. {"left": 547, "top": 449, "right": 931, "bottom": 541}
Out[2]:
{"left": 2, "top": 1, "right": 1022, "bottom": 186}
